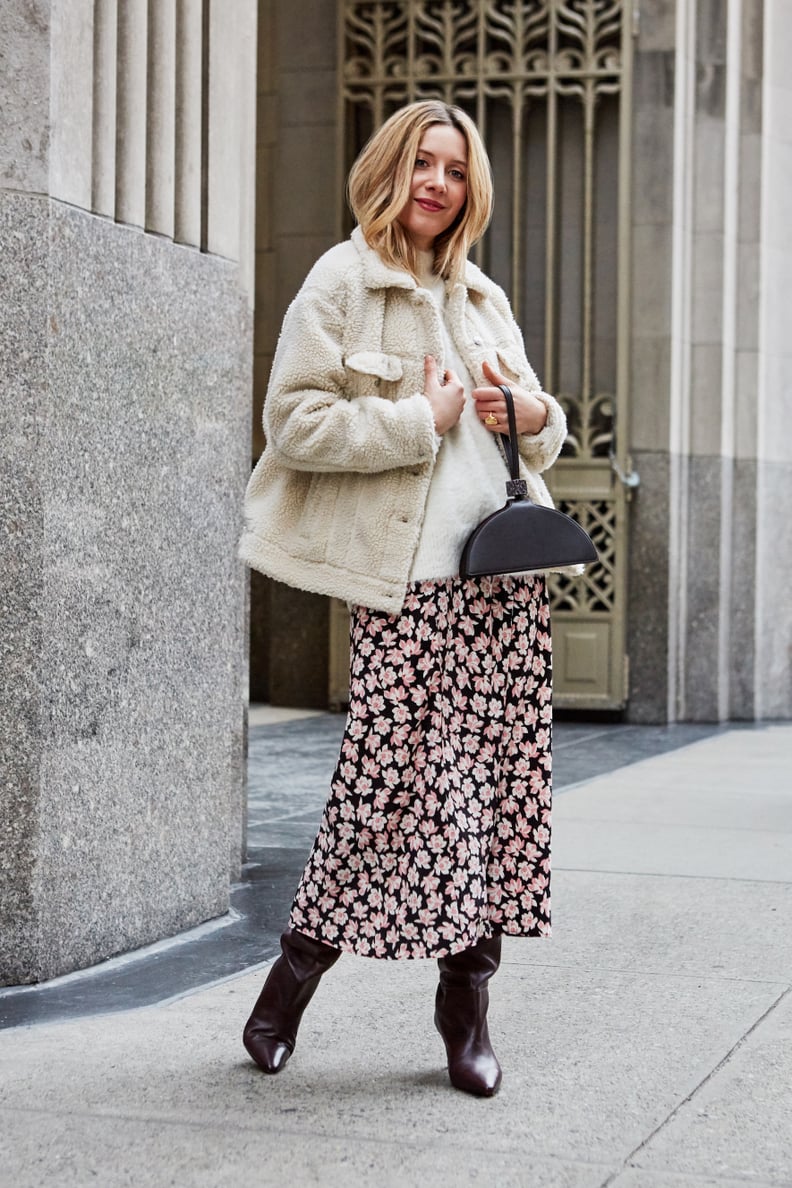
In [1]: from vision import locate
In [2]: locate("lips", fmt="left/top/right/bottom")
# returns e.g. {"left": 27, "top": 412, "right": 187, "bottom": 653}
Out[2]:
{"left": 416, "top": 198, "right": 445, "bottom": 212}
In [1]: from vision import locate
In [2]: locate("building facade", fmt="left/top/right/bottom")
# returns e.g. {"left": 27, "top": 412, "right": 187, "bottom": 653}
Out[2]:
{"left": 2, "top": 0, "right": 790, "bottom": 985}
{"left": 254, "top": 0, "right": 792, "bottom": 725}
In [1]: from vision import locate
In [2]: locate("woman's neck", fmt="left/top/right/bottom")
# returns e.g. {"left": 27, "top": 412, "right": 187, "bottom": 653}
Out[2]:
{"left": 416, "top": 246, "right": 436, "bottom": 284}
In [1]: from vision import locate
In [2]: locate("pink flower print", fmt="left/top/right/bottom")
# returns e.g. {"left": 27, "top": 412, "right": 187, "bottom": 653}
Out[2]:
{"left": 361, "top": 755, "right": 381, "bottom": 779}
{"left": 380, "top": 767, "right": 400, "bottom": 791}
{"left": 288, "top": 574, "right": 552, "bottom": 957}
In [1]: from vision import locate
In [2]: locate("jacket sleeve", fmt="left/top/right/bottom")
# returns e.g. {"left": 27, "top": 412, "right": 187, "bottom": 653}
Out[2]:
{"left": 490, "top": 286, "right": 567, "bottom": 474}
{"left": 263, "top": 282, "right": 438, "bottom": 474}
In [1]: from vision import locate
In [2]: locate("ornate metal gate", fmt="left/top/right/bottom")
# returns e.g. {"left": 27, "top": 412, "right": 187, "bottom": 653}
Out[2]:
{"left": 332, "top": 0, "right": 636, "bottom": 710}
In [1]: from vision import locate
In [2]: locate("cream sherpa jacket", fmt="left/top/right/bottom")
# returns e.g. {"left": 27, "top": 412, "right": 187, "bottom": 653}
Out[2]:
{"left": 239, "top": 227, "right": 568, "bottom": 614}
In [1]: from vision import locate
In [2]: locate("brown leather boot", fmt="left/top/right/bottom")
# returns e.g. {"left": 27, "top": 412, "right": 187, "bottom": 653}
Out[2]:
{"left": 243, "top": 928, "right": 341, "bottom": 1074}
{"left": 434, "top": 933, "right": 502, "bottom": 1097}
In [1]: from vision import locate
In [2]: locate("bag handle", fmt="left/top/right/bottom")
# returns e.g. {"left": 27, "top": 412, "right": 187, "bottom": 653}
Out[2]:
{"left": 497, "top": 384, "right": 528, "bottom": 503}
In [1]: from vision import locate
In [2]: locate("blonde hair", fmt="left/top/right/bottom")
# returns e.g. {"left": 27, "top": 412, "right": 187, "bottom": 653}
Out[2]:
{"left": 347, "top": 100, "right": 493, "bottom": 283}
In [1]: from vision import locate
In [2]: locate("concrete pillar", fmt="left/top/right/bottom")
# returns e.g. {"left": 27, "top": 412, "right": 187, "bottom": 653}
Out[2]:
{"left": 754, "top": 0, "right": 792, "bottom": 717}
{"left": 49, "top": 0, "right": 94, "bottom": 209}
{"left": 627, "top": 0, "right": 792, "bottom": 722}
{"left": 115, "top": 0, "right": 148, "bottom": 227}
{"left": 0, "top": 0, "right": 256, "bottom": 985}
{"left": 174, "top": 0, "right": 203, "bottom": 247}
{"left": 92, "top": 0, "right": 118, "bottom": 217}
{"left": 145, "top": 0, "right": 176, "bottom": 237}
{"left": 249, "top": 0, "right": 338, "bottom": 706}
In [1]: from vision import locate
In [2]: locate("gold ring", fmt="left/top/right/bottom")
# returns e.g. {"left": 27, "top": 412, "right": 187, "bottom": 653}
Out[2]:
{"left": 485, "top": 413, "right": 498, "bottom": 426}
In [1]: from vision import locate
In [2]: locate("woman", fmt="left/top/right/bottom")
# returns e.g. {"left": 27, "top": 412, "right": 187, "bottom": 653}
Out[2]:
{"left": 239, "top": 100, "right": 566, "bottom": 1097}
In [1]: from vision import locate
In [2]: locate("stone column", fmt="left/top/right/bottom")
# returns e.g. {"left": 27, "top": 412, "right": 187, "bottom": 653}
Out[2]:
{"left": 627, "top": 0, "right": 791, "bottom": 723}
{"left": 0, "top": 0, "right": 257, "bottom": 984}
{"left": 752, "top": 0, "right": 792, "bottom": 718}
{"left": 249, "top": 0, "right": 339, "bottom": 707}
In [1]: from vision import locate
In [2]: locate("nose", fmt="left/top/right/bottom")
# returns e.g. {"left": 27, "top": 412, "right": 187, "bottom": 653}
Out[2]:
{"left": 426, "top": 164, "right": 447, "bottom": 191}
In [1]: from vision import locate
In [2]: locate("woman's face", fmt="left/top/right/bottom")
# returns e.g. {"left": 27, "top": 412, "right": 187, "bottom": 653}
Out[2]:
{"left": 397, "top": 123, "right": 468, "bottom": 252}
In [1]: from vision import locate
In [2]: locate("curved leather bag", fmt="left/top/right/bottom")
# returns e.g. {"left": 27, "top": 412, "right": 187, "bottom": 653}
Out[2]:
{"left": 459, "top": 386, "right": 598, "bottom": 579}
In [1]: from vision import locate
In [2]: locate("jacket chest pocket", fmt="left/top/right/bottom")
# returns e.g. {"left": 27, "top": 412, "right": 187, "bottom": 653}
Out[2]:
{"left": 342, "top": 351, "right": 404, "bottom": 402}
{"left": 466, "top": 337, "right": 527, "bottom": 388}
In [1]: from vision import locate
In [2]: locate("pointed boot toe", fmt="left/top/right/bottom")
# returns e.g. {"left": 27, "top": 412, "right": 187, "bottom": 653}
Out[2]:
{"left": 446, "top": 1048, "right": 502, "bottom": 1097}
{"left": 243, "top": 1027, "right": 293, "bottom": 1074}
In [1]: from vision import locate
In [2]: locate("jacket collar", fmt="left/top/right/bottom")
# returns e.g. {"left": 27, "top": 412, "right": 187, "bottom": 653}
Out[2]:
{"left": 351, "top": 225, "right": 492, "bottom": 298}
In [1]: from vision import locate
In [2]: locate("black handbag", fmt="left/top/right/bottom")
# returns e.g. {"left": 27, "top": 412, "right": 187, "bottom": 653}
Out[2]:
{"left": 459, "top": 385, "right": 598, "bottom": 579}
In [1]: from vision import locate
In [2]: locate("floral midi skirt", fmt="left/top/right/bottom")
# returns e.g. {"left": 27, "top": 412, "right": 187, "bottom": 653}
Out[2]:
{"left": 289, "top": 574, "right": 553, "bottom": 959}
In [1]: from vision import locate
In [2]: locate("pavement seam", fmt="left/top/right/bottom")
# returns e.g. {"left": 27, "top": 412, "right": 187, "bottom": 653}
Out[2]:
{"left": 554, "top": 866, "right": 792, "bottom": 885}
{"left": 0, "top": 1101, "right": 620, "bottom": 1168}
{"left": 500, "top": 961, "right": 788, "bottom": 986}
{"left": 555, "top": 820, "right": 792, "bottom": 836}
{"left": 596, "top": 983, "right": 792, "bottom": 1188}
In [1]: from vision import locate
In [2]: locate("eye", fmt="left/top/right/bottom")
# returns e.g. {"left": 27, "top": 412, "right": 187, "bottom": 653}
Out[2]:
{"left": 450, "top": 168, "right": 466, "bottom": 181}
{"left": 415, "top": 157, "right": 429, "bottom": 168}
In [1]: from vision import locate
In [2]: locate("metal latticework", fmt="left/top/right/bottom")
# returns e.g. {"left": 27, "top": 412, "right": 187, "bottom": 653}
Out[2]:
{"left": 336, "top": 0, "right": 636, "bottom": 709}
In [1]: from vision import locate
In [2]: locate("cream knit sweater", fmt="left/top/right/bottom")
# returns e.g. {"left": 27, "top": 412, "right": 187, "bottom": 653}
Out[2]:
{"left": 410, "top": 259, "right": 512, "bottom": 582}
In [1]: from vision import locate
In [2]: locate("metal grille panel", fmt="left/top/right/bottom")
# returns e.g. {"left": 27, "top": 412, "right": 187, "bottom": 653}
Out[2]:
{"left": 336, "top": 0, "right": 635, "bottom": 709}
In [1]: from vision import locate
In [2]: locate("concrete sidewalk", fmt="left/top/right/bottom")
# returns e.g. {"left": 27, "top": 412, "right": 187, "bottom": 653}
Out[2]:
{"left": 1, "top": 726, "right": 791, "bottom": 1187}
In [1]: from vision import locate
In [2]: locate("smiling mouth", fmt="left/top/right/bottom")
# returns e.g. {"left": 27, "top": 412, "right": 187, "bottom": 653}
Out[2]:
{"left": 416, "top": 199, "right": 445, "bottom": 212}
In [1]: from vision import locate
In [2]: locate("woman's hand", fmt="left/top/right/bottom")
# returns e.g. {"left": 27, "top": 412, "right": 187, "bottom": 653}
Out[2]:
{"left": 423, "top": 355, "right": 465, "bottom": 435}
{"left": 472, "top": 359, "right": 548, "bottom": 436}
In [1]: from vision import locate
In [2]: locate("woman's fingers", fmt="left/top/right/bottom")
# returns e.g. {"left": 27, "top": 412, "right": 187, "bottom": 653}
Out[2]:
{"left": 472, "top": 382, "right": 504, "bottom": 431}
{"left": 425, "top": 357, "right": 462, "bottom": 396}
{"left": 474, "top": 386, "right": 548, "bottom": 435}
{"left": 424, "top": 356, "right": 465, "bottom": 434}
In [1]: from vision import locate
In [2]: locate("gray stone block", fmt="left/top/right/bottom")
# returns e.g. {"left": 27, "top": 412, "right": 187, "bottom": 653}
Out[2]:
{"left": 729, "top": 458, "right": 757, "bottom": 719}
{"left": 633, "top": 105, "right": 675, "bottom": 225}
{"left": 0, "top": 200, "right": 251, "bottom": 984}
{"left": 275, "top": 127, "right": 338, "bottom": 238}
{"left": 0, "top": 192, "right": 49, "bottom": 983}
{"left": 755, "top": 459, "right": 792, "bottom": 717}
{"left": 0, "top": 1, "right": 50, "bottom": 193}
{"left": 277, "top": 0, "right": 337, "bottom": 71}
{"left": 279, "top": 69, "right": 338, "bottom": 129}
{"left": 625, "top": 451, "right": 671, "bottom": 724}
{"left": 636, "top": 2, "right": 676, "bottom": 53}
{"left": 683, "top": 455, "right": 724, "bottom": 722}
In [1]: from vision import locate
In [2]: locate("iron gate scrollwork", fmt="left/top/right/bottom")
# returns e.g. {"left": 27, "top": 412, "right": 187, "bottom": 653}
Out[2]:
{"left": 335, "top": 0, "right": 635, "bottom": 709}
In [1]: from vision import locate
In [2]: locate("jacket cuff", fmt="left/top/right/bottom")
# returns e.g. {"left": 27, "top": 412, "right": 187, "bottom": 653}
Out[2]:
{"left": 517, "top": 391, "right": 567, "bottom": 473}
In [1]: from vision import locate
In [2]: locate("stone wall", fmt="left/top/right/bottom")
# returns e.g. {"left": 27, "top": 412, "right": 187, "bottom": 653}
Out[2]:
{"left": 754, "top": 0, "right": 792, "bottom": 718}
{"left": 250, "top": 0, "right": 338, "bottom": 706}
{"left": 0, "top": 0, "right": 256, "bottom": 984}
{"left": 627, "top": 0, "right": 791, "bottom": 723}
